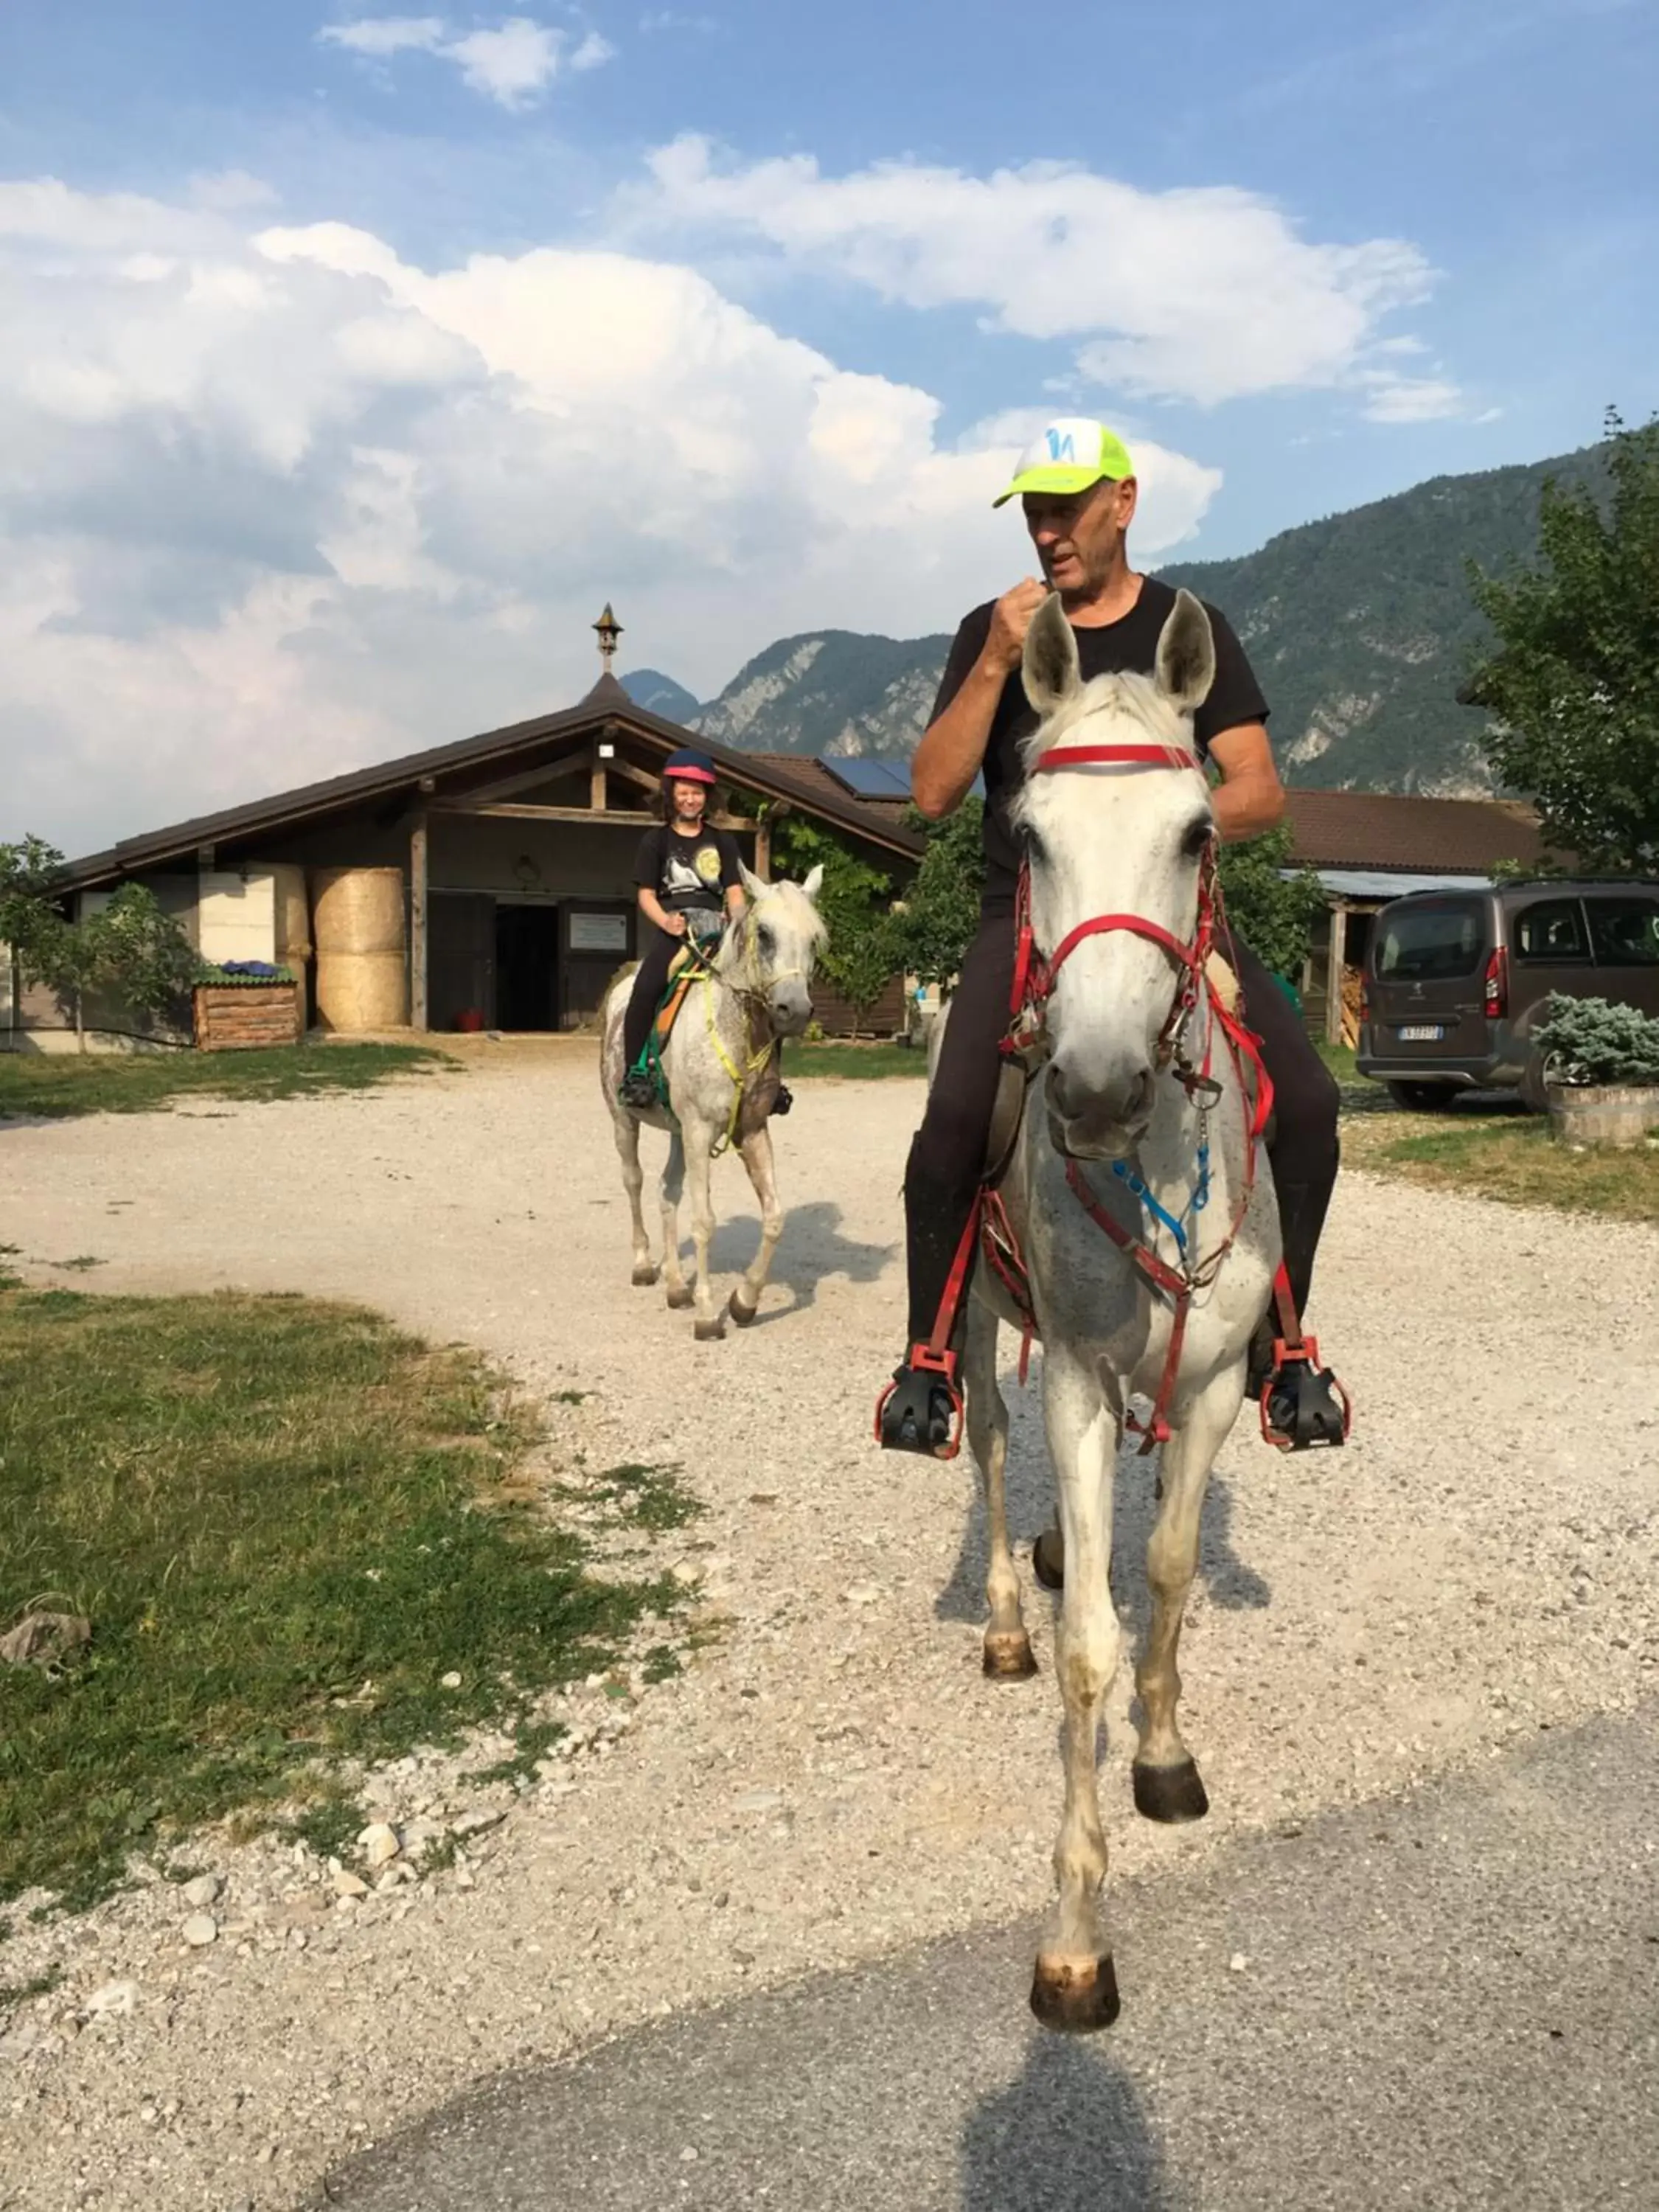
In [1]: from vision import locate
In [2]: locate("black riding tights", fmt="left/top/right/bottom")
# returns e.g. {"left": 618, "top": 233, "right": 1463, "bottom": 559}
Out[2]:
{"left": 902, "top": 908, "right": 1341, "bottom": 1347}
{"left": 623, "top": 925, "right": 684, "bottom": 1071}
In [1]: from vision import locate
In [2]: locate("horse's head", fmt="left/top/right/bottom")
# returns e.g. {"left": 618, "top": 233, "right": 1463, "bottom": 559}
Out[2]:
{"left": 731, "top": 863, "right": 827, "bottom": 1037}
{"left": 1012, "top": 589, "right": 1217, "bottom": 1161}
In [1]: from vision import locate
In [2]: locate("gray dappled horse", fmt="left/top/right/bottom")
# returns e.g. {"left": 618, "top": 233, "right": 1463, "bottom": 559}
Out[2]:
{"left": 946, "top": 590, "right": 1279, "bottom": 2032}
{"left": 600, "top": 865, "right": 825, "bottom": 1339}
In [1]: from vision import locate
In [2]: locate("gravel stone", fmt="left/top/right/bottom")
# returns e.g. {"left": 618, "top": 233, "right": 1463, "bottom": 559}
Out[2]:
{"left": 0, "top": 1048, "right": 1654, "bottom": 2211}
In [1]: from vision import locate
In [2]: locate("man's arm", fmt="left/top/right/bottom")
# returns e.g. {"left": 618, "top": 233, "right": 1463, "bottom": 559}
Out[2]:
{"left": 911, "top": 581, "right": 1046, "bottom": 819}
{"left": 1206, "top": 723, "right": 1286, "bottom": 844}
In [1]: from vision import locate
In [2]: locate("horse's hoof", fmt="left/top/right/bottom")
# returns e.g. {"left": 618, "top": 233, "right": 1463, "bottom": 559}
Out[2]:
{"left": 982, "top": 1630, "right": 1038, "bottom": 1681}
{"left": 1029, "top": 1952, "right": 1121, "bottom": 2035}
{"left": 728, "top": 1291, "right": 759, "bottom": 1327}
{"left": 664, "top": 1286, "right": 695, "bottom": 1311}
{"left": 1132, "top": 1758, "right": 1210, "bottom": 1824}
{"left": 1031, "top": 1527, "right": 1065, "bottom": 1592}
{"left": 630, "top": 1263, "right": 660, "bottom": 1288}
{"left": 693, "top": 1317, "right": 727, "bottom": 1343}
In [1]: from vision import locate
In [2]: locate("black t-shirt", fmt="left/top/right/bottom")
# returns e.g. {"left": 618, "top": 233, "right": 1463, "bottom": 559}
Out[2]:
{"left": 633, "top": 822, "right": 742, "bottom": 916}
{"left": 929, "top": 576, "right": 1270, "bottom": 906}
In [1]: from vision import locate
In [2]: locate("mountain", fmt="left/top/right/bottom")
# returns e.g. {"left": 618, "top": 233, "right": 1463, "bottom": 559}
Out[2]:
{"left": 689, "top": 630, "right": 954, "bottom": 758}
{"left": 676, "top": 443, "right": 1607, "bottom": 794}
{"left": 621, "top": 667, "right": 700, "bottom": 722}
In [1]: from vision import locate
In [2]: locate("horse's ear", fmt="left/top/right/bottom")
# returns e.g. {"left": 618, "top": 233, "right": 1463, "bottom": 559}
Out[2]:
{"left": 740, "top": 861, "right": 767, "bottom": 900}
{"left": 1021, "top": 592, "right": 1079, "bottom": 717}
{"left": 800, "top": 863, "right": 824, "bottom": 904}
{"left": 1155, "top": 588, "right": 1216, "bottom": 714}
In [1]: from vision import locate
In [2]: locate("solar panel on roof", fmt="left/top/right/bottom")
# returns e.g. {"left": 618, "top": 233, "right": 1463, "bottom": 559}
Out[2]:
{"left": 821, "top": 757, "right": 911, "bottom": 799}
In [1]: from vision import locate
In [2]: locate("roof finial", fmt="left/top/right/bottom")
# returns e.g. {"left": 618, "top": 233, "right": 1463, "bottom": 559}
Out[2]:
{"left": 594, "top": 602, "right": 622, "bottom": 671}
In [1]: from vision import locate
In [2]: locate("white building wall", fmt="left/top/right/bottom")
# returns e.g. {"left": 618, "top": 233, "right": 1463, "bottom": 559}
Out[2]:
{"left": 197, "top": 869, "right": 276, "bottom": 963}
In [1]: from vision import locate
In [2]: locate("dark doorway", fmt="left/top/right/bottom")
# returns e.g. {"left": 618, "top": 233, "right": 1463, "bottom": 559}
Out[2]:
{"left": 428, "top": 892, "right": 496, "bottom": 1032}
{"left": 495, "top": 904, "right": 560, "bottom": 1031}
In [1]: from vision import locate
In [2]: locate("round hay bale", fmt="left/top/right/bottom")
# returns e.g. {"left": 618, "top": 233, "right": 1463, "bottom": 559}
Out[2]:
{"left": 270, "top": 863, "right": 313, "bottom": 1028}
{"left": 315, "top": 949, "right": 409, "bottom": 1033}
{"left": 312, "top": 866, "right": 406, "bottom": 957}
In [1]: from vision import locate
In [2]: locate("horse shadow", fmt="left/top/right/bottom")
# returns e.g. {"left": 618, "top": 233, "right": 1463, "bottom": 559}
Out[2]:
{"left": 962, "top": 2034, "right": 1180, "bottom": 2212}
{"left": 703, "top": 1200, "right": 897, "bottom": 1320}
{"left": 936, "top": 1386, "right": 1270, "bottom": 1630}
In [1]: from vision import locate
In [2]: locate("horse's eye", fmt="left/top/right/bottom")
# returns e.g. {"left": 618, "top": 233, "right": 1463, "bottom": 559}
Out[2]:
{"left": 1181, "top": 818, "right": 1214, "bottom": 860}
{"left": 1023, "top": 827, "right": 1048, "bottom": 866}
{"left": 757, "top": 925, "right": 775, "bottom": 956}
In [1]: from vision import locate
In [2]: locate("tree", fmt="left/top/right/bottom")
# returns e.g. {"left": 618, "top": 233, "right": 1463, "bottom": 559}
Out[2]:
{"left": 1215, "top": 827, "right": 1329, "bottom": 981}
{"left": 0, "top": 838, "right": 194, "bottom": 1048}
{"left": 891, "top": 798, "right": 985, "bottom": 989}
{"left": 771, "top": 813, "right": 900, "bottom": 1039}
{"left": 1467, "top": 409, "right": 1659, "bottom": 871}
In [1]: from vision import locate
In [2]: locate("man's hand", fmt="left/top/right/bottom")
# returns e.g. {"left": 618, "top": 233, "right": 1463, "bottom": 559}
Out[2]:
{"left": 982, "top": 579, "right": 1049, "bottom": 675}
{"left": 664, "top": 912, "right": 689, "bottom": 938}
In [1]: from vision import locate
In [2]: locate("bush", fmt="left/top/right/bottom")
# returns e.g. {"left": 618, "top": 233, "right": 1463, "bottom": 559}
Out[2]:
{"left": 1531, "top": 993, "right": 1659, "bottom": 1088}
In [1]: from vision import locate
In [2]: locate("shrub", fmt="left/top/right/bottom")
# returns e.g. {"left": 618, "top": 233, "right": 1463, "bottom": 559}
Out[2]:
{"left": 1531, "top": 993, "right": 1659, "bottom": 1088}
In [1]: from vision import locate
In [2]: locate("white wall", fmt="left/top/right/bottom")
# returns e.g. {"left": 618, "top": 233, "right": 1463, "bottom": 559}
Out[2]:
{"left": 198, "top": 869, "right": 276, "bottom": 963}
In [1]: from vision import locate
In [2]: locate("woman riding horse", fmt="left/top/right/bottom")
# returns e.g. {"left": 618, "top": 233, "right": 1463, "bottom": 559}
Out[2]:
{"left": 617, "top": 747, "right": 791, "bottom": 1116}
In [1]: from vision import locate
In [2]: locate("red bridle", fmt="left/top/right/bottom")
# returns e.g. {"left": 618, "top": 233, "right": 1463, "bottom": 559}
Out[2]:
{"left": 1007, "top": 741, "right": 1214, "bottom": 1044}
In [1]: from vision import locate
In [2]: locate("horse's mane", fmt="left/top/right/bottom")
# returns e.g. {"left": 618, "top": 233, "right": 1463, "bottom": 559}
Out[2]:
{"left": 1016, "top": 670, "right": 1194, "bottom": 776}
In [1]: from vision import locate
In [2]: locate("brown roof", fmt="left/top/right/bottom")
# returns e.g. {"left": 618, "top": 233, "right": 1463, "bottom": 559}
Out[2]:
{"left": 58, "top": 683, "right": 922, "bottom": 891}
{"left": 1281, "top": 790, "right": 1551, "bottom": 875}
{"left": 747, "top": 754, "right": 912, "bottom": 821}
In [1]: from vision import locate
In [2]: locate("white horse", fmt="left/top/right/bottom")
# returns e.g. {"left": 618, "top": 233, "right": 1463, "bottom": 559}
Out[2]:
{"left": 956, "top": 589, "right": 1279, "bottom": 2032}
{"left": 600, "top": 865, "right": 825, "bottom": 1340}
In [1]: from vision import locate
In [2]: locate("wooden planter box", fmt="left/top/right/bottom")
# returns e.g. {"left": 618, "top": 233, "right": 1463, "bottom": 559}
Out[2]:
{"left": 192, "top": 981, "right": 302, "bottom": 1053}
{"left": 1545, "top": 1082, "right": 1659, "bottom": 1148}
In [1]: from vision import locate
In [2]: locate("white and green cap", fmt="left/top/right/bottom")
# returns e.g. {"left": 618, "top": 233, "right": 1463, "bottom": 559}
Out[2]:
{"left": 992, "top": 419, "right": 1135, "bottom": 508}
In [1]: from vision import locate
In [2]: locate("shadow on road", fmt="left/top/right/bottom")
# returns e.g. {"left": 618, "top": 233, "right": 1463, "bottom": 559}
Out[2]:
{"left": 704, "top": 1200, "right": 897, "bottom": 1315}
{"left": 963, "top": 2033, "right": 1178, "bottom": 2211}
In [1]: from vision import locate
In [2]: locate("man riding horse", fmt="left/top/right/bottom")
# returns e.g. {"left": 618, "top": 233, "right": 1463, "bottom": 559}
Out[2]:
{"left": 877, "top": 420, "right": 1346, "bottom": 1455}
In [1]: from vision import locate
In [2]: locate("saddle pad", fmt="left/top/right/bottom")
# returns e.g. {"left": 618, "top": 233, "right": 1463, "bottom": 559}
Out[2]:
{"left": 1205, "top": 950, "right": 1241, "bottom": 1014}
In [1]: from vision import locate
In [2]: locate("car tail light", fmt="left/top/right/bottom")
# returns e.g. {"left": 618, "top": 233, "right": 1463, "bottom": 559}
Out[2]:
{"left": 1358, "top": 984, "right": 1370, "bottom": 1023}
{"left": 1483, "top": 947, "right": 1508, "bottom": 1019}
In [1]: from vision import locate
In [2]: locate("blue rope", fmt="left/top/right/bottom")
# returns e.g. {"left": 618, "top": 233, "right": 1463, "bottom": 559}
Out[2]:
{"left": 1110, "top": 1159, "right": 1190, "bottom": 1258}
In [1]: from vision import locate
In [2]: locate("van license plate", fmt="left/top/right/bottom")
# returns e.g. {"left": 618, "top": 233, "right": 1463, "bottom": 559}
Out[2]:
{"left": 1397, "top": 1024, "right": 1444, "bottom": 1042}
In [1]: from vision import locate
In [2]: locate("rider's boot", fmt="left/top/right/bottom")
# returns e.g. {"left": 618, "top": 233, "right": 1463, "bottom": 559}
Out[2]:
{"left": 875, "top": 1346, "right": 964, "bottom": 1459}
{"left": 1248, "top": 1310, "right": 1349, "bottom": 1450}
{"left": 617, "top": 1067, "right": 658, "bottom": 1113}
{"left": 770, "top": 1082, "right": 793, "bottom": 1116}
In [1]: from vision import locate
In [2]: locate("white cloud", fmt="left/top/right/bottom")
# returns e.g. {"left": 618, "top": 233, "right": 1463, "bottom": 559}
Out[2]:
{"left": 631, "top": 137, "right": 1458, "bottom": 416}
{"left": 444, "top": 18, "right": 563, "bottom": 107}
{"left": 319, "top": 15, "right": 447, "bottom": 58}
{"left": 1357, "top": 372, "right": 1465, "bottom": 423}
{"left": 0, "top": 178, "right": 1225, "bottom": 854}
{"left": 316, "top": 14, "right": 613, "bottom": 108}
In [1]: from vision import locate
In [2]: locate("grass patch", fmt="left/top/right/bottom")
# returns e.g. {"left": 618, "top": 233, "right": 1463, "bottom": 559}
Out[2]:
{"left": 0, "top": 1287, "right": 678, "bottom": 1913}
{"left": 587, "top": 1461, "right": 704, "bottom": 1534}
{"left": 790, "top": 1038, "right": 927, "bottom": 1080}
{"left": 1342, "top": 1108, "right": 1659, "bottom": 1222}
{"left": 0, "top": 1042, "right": 449, "bottom": 1122}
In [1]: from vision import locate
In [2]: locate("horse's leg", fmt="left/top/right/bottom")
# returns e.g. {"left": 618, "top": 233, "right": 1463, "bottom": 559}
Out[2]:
{"left": 611, "top": 1105, "right": 657, "bottom": 1287}
{"left": 965, "top": 1299, "right": 1034, "bottom": 1681}
{"left": 1031, "top": 1348, "right": 1121, "bottom": 2034}
{"left": 682, "top": 1119, "right": 724, "bottom": 1341}
{"left": 659, "top": 1131, "right": 693, "bottom": 1311}
{"left": 1131, "top": 1366, "right": 1242, "bottom": 1824}
{"left": 727, "top": 1122, "right": 782, "bottom": 1326}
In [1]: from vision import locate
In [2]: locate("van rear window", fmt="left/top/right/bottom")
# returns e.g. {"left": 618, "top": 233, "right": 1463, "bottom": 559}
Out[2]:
{"left": 1376, "top": 902, "right": 1484, "bottom": 981}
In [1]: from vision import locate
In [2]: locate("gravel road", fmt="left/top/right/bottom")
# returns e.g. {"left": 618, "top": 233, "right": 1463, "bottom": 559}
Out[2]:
{"left": 1, "top": 1042, "right": 1655, "bottom": 2211}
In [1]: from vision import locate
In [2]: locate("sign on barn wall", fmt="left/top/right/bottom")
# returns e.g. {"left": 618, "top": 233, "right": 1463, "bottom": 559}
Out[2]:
{"left": 568, "top": 912, "right": 629, "bottom": 953}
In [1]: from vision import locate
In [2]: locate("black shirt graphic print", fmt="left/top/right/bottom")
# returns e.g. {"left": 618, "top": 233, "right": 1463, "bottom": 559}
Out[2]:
{"left": 928, "top": 575, "right": 1270, "bottom": 908}
{"left": 633, "top": 824, "right": 742, "bottom": 917}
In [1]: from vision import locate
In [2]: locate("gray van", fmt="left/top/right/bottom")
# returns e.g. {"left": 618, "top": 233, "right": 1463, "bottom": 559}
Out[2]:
{"left": 1355, "top": 879, "right": 1659, "bottom": 1109}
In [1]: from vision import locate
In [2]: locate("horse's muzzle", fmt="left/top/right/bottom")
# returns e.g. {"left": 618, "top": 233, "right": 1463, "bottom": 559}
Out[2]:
{"left": 771, "top": 987, "right": 813, "bottom": 1039}
{"left": 1046, "top": 1057, "right": 1155, "bottom": 1159}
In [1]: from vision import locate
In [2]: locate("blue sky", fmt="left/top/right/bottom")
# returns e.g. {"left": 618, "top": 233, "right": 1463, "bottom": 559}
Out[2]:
{"left": 2, "top": 0, "right": 1655, "bottom": 848}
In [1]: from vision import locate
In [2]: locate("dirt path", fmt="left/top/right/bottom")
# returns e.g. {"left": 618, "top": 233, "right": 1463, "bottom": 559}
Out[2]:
{"left": 1, "top": 1048, "right": 1655, "bottom": 2210}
